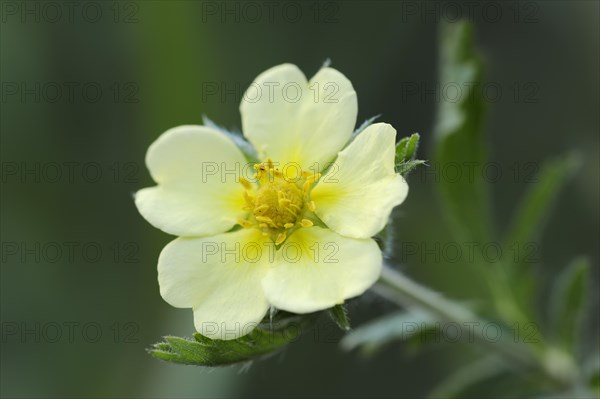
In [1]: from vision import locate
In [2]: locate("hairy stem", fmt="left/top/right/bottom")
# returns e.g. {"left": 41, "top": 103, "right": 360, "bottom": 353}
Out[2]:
{"left": 375, "top": 265, "right": 575, "bottom": 387}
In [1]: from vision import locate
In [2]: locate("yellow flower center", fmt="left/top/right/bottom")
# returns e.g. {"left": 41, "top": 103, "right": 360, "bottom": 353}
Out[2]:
{"left": 253, "top": 177, "right": 304, "bottom": 228}
{"left": 238, "top": 160, "right": 319, "bottom": 245}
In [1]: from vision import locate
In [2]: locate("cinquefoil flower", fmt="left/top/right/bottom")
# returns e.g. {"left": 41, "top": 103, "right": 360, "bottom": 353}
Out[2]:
{"left": 135, "top": 64, "right": 408, "bottom": 340}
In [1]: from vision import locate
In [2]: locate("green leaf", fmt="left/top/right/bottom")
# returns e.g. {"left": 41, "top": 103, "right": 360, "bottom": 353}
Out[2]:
{"left": 501, "top": 154, "right": 580, "bottom": 319}
{"left": 584, "top": 353, "right": 600, "bottom": 394}
{"left": 433, "top": 21, "right": 492, "bottom": 242}
{"left": 148, "top": 314, "right": 316, "bottom": 366}
{"left": 394, "top": 132, "right": 426, "bottom": 176}
{"left": 504, "top": 153, "right": 580, "bottom": 264}
{"left": 340, "top": 310, "right": 436, "bottom": 355}
{"left": 328, "top": 304, "right": 351, "bottom": 331}
{"left": 428, "top": 356, "right": 507, "bottom": 399}
{"left": 395, "top": 132, "right": 420, "bottom": 163}
{"left": 396, "top": 159, "right": 427, "bottom": 177}
{"left": 549, "top": 257, "right": 589, "bottom": 352}
{"left": 589, "top": 368, "right": 600, "bottom": 396}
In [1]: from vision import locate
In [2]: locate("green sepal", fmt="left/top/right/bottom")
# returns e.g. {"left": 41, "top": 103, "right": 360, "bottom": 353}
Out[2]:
{"left": 395, "top": 132, "right": 420, "bottom": 163}
{"left": 394, "top": 132, "right": 425, "bottom": 176}
{"left": 328, "top": 304, "right": 351, "bottom": 331}
{"left": 396, "top": 159, "right": 427, "bottom": 177}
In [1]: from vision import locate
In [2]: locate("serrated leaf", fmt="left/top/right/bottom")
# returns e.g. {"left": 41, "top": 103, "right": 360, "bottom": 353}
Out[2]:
{"left": 328, "top": 304, "right": 351, "bottom": 331}
{"left": 433, "top": 21, "right": 492, "bottom": 242}
{"left": 549, "top": 257, "right": 589, "bottom": 353}
{"left": 148, "top": 314, "right": 317, "bottom": 366}
{"left": 499, "top": 154, "right": 581, "bottom": 320}
{"left": 340, "top": 310, "right": 436, "bottom": 355}
{"left": 202, "top": 115, "right": 259, "bottom": 163}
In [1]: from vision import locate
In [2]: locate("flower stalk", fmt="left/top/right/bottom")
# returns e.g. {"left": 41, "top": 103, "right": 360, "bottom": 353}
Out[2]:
{"left": 375, "top": 265, "right": 578, "bottom": 387}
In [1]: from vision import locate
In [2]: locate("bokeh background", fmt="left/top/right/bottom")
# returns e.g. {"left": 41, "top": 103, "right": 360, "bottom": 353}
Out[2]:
{"left": 1, "top": 0, "right": 598, "bottom": 398}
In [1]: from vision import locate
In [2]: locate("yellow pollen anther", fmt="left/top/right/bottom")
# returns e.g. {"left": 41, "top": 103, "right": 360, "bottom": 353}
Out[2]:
{"left": 239, "top": 176, "right": 253, "bottom": 190}
{"left": 243, "top": 191, "right": 255, "bottom": 205}
{"left": 240, "top": 160, "right": 315, "bottom": 243}
{"left": 275, "top": 231, "right": 287, "bottom": 245}
{"left": 254, "top": 204, "right": 269, "bottom": 214}
{"left": 303, "top": 181, "right": 311, "bottom": 194}
{"left": 252, "top": 170, "right": 303, "bottom": 227}
{"left": 308, "top": 201, "right": 316, "bottom": 212}
{"left": 238, "top": 219, "right": 253, "bottom": 228}
{"left": 300, "top": 219, "right": 313, "bottom": 228}
{"left": 255, "top": 216, "right": 276, "bottom": 227}
{"left": 306, "top": 173, "right": 321, "bottom": 184}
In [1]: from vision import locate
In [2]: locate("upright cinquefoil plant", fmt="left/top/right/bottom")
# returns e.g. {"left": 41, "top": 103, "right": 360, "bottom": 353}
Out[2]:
{"left": 135, "top": 62, "right": 408, "bottom": 340}
{"left": 135, "top": 21, "right": 597, "bottom": 398}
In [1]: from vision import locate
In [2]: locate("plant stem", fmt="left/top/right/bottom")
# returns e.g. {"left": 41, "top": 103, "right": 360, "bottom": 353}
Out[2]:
{"left": 375, "top": 265, "right": 543, "bottom": 373}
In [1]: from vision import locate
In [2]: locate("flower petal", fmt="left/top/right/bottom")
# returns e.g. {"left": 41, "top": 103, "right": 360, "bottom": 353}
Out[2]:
{"left": 135, "top": 125, "right": 250, "bottom": 237}
{"left": 310, "top": 123, "right": 409, "bottom": 239}
{"left": 240, "top": 64, "right": 357, "bottom": 171}
{"left": 261, "top": 226, "right": 382, "bottom": 314}
{"left": 158, "top": 228, "right": 272, "bottom": 340}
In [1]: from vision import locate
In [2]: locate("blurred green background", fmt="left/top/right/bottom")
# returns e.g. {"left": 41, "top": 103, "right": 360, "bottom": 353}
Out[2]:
{"left": 1, "top": 0, "right": 598, "bottom": 397}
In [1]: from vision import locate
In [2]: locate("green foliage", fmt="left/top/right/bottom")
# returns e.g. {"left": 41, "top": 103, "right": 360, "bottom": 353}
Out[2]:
{"left": 150, "top": 22, "right": 594, "bottom": 397}
{"left": 433, "top": 21, "right": 492, "bottom": 242}
{"left": 395, "top": 132, "right": 427, "bottom": 176}
{"left": 549, "top": 257, "right": 589, "bottom": 353}
{"left": 340, "top": 310, "right": 435, "bottom": 355}
{"left": 395, "top": 132, "right": 420, "bottom": 163}
{"left": 396, "top": 159, "right": 427, "bottom": 177}
{"left": 428, "top": 356, "right": 507, "bottom": 399}
{"left": 328, "top": 304, "right": 351, "bottom": 331}
{"left": 503, "top": 154, "right": 581, "bottom": 307}
{"left": 347, "top": 19, "right": 594, "bottom": 397}
{"left": 149, "top": 314, "right": 316, "bottom": 366}
{"left": 504, "top": 153, "right": 580, "bottom": 264}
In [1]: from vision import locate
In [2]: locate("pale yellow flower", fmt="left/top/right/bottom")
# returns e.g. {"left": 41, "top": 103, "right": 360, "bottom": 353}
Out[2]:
{"left": 135, "top": 64, "right": 408, "bottom": 340}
